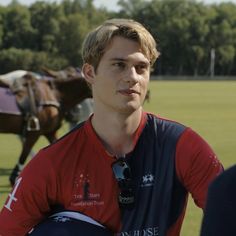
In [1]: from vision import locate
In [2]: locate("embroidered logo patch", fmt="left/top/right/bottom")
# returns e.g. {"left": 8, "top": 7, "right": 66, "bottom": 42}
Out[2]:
{"left": 140, "top": 174, "right": 155, "bottom": 187}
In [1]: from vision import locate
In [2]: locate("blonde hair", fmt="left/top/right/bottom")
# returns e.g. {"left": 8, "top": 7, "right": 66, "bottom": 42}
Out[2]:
{"left": 82, "top": 18, "right": 160, "bottom": 70}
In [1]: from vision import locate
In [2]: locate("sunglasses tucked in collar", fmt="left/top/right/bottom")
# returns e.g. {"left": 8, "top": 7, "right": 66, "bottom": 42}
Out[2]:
{"left": 111, "top": 157, "right": 135, "bottom": 209}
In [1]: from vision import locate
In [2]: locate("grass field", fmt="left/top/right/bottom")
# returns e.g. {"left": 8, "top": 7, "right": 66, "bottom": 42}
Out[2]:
{"left": 1, "top": 80, "right": 236, "bottom": 235}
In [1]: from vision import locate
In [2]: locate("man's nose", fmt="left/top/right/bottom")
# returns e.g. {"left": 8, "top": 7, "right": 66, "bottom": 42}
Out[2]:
{"left": 123, "top": 66, "right": 139, "bottom": 83}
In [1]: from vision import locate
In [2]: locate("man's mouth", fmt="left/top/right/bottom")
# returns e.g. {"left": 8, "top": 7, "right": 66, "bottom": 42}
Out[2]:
{"left": 118, "top": 89, "right": 140, "bottom": 96}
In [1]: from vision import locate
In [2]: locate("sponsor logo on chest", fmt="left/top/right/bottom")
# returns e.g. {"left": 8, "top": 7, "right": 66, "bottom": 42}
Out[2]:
{"left": 71, "top": 173, "right": 104, "bottom": 207}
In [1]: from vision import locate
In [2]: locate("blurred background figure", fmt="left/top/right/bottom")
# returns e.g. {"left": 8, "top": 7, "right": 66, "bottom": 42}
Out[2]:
{"left": 66, "top": 98, "right": 93, "bottom": 130}
{"left": 200, "top": 164, "right": 236, "bottom": 236}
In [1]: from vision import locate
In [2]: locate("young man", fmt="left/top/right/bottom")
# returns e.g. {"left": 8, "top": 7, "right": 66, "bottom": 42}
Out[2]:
{"left": 0, "top": 18, "right": 223, "bottom": 236}
{"left": 200, "top": 164, "right": 236, "bottom": 236}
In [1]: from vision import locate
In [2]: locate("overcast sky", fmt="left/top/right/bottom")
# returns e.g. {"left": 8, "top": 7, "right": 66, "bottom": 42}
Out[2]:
{"left": 1, "top": 0, "right": 236, "bottom": 11}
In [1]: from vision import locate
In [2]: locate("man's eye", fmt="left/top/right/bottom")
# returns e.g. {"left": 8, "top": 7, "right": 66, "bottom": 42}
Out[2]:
{"left": 136, "top": 64, "right": 149, "bottom": 73}
{"left": 113, "top": 62, "right": 126, "bottom": 69}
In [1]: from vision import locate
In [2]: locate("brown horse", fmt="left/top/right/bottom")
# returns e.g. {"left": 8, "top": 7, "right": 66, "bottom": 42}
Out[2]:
{"left": 0, "top": 71, "right": 92, "bottom": 186}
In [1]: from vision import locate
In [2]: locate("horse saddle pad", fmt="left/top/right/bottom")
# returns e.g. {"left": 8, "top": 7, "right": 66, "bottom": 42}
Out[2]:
{"left": 0, "top": 87, "right": 21, "bottom": 115}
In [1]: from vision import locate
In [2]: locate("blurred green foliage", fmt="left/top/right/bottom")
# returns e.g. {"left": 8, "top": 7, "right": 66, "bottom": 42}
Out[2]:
{"left": 0, "top": 0, "right": 236, "bottom": 75}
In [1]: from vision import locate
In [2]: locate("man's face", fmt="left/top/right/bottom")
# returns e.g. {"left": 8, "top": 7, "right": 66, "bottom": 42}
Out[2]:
{"left": 87, "top": 36, "right": 151, "bottom": 114}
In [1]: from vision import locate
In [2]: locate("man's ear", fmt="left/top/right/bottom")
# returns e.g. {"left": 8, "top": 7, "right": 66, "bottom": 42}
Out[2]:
{"left": 82, "top": 63, "right": 95, "bottom": 85}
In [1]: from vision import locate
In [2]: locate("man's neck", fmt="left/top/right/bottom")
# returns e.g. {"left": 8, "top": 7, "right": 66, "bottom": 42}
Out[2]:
{"left": 91, "top": 108, "right": 143, "bottom": 156}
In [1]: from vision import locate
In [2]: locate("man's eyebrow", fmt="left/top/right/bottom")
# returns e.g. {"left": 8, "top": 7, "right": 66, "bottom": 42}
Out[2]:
{"left": 110, "top": 57, "right": 150, "bottom": 65}
{"left": 110, "top": 58, "right": 127, "bottom": 62}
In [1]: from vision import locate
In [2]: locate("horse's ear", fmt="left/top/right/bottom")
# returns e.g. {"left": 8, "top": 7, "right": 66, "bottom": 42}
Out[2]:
{"left": 82, "top": 63, "right": 95, "bottom": 85}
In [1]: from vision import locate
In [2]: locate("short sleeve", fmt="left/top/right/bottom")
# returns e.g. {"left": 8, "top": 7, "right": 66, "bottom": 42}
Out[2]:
{"left": 175, "top": 128, "right": 223, "bottom": 208}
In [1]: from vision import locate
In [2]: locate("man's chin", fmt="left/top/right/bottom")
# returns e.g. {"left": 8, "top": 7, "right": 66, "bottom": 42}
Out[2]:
{"left": 118, "top": 103, "right": 142, "bottom": 114}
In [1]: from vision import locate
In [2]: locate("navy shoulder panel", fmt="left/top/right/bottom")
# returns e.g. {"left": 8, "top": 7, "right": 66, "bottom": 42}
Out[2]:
{"left": 146, "top": 113, "right": 186, "bottom": 143}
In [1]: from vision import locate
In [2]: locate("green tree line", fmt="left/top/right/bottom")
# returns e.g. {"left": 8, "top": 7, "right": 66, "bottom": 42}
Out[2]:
{"left": 0, "top": 0, "right": 236, "bottom": 75}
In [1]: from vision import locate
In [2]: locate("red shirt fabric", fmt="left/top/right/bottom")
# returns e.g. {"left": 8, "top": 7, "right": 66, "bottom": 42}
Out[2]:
{"left": 0, "top": 112, "right": 223, "bottom": 236}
